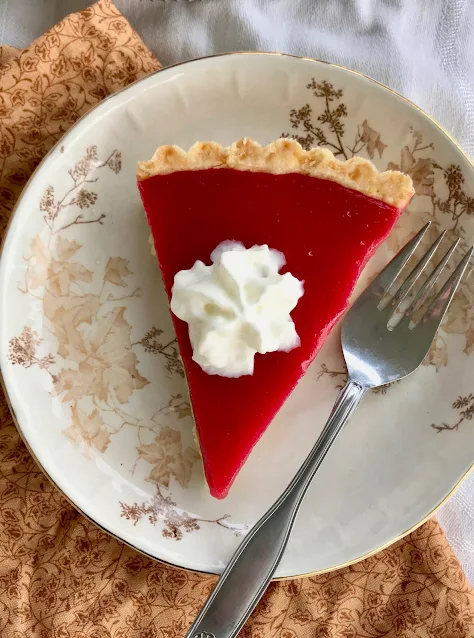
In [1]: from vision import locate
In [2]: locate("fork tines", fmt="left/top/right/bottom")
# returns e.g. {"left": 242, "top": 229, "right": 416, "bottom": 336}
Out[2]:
{"left": 377, "top": 222, "right": 472, "bottom": 327}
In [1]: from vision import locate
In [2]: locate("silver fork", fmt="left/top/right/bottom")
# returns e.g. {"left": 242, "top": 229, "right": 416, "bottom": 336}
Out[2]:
{"left": 186, "top": 223, "right": 472, "bottom": 638}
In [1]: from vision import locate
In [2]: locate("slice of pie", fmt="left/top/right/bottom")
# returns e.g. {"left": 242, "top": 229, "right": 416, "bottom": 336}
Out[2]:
{"left": 137, "top": 138, "right": 414, "bottom": 499}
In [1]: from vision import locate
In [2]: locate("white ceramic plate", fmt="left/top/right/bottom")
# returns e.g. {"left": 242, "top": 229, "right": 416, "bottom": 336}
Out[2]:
{"left": 1, "top": 53, "right": 474, "bottom": 578}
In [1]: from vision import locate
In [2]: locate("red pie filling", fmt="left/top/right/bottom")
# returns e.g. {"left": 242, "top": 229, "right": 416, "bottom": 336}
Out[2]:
{"left": 139, "top": 168, "right": 403, "bottom": 498}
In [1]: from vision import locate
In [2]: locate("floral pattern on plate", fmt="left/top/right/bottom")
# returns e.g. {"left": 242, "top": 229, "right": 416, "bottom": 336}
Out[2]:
{"left": 7, "top": 145, "right": 241, "bottom": 541}
{"left": 283, "top": 79, "right": 474, "bottom": 415}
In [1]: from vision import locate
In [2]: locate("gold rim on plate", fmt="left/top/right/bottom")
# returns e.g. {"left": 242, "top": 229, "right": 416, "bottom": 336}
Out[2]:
{"left": 1, "top": 51, "right": 473, "bottom": 580}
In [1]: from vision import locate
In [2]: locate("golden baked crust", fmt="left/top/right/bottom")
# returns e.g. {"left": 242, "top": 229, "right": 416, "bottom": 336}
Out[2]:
{"left": 137, "top": 138, "right": 414, "bottom": 208}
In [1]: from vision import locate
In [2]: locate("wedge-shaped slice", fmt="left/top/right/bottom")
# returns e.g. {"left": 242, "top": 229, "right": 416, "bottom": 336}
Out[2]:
{"left": 137, "top": 138, "right": 414, "bottom": 498}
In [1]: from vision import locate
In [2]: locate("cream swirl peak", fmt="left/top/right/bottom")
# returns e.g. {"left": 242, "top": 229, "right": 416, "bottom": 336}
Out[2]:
{"left": 170, "top": 241, "right": 304, "bottom": 377}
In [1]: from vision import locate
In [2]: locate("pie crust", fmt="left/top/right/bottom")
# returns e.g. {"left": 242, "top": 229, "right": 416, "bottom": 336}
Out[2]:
{"left": 137, "top": 138, "right": 414, "bottom": 208}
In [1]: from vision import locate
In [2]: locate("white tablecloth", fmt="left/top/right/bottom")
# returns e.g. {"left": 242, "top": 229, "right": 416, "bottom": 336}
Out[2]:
{"left": 2, "top": 0, "right": 474, "bottom": 583}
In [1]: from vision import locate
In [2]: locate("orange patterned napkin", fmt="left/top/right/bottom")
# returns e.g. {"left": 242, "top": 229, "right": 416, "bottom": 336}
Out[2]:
{"left": 1, "top": 2, "right": 474, "bottom": 637}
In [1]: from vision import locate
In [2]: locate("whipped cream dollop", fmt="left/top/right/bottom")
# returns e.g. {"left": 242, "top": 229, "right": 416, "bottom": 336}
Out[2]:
{"left": 170, "top": 241, "right": 304, "bottom": 377}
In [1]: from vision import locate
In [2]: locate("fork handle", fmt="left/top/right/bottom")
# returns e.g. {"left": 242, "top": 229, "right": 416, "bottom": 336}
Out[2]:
{"left": 185, "top": 379, "right": 366, "bottom": 638}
